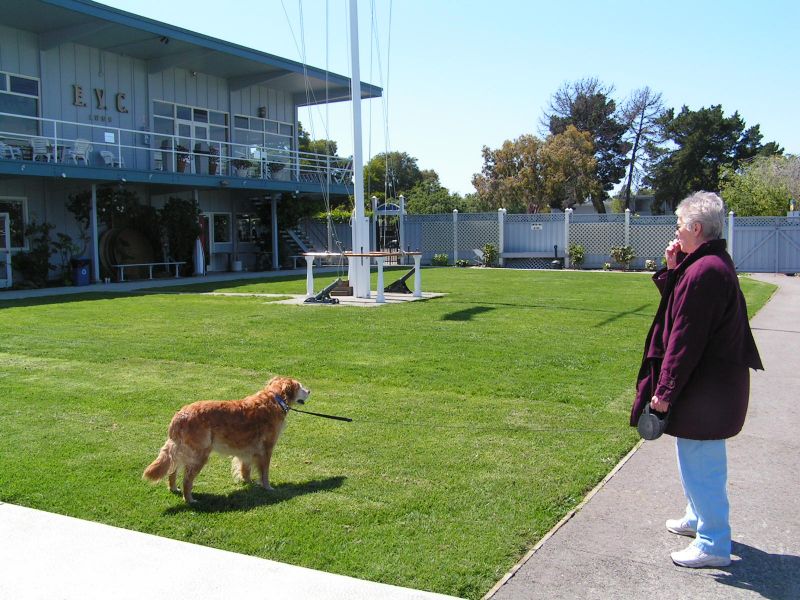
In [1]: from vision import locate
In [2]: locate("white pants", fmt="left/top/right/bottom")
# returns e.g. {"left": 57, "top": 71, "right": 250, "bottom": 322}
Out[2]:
{"left": 676, "top": 437, "right": 731, "bottom": 557}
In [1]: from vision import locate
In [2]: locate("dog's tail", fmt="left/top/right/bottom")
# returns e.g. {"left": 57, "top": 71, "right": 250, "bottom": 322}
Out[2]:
{"left": 142, "top": 439, "right": 177, "bottom": 482}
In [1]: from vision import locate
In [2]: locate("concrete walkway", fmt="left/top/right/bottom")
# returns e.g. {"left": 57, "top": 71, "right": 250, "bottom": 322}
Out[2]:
{"left": 0, "top": 502, "right": 459, "bottom": 600}
{"left": 0, "top": 268, "right": 314, "bottom": 300}
{"left": 488, "top": 273, "right": 800, "bottom": 600}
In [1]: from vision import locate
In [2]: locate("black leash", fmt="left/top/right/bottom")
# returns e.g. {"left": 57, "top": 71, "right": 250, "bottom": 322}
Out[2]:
{"left": 290, "top": 407, "right": 352, "bottom": 422}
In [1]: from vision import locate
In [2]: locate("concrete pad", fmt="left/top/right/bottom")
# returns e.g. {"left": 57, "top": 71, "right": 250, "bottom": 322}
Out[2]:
{"left": 0, "top": 502, "right": 462, "bottom": 600}
{"left": 277, "top": 292, "right": 445, "bottom": 307}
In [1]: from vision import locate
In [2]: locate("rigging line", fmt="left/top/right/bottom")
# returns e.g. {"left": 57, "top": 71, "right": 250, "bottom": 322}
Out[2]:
{"left": 383, "top": 0, "right": 393, "bottom": 164}
{"left": 365, "top": 0, "right": 375, "bottom": 204}
{"left": 367, "top": 0, "right": 390, "bottom": 201}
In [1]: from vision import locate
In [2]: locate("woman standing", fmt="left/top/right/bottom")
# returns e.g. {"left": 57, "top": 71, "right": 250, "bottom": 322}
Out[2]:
{"left": 630, "top": 191, "right": 763, "bottom": 568}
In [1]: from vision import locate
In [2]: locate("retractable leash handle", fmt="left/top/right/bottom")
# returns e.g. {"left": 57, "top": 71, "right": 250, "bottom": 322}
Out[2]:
{"left": 637, "top": 404, "right": 669, "bottom": 440}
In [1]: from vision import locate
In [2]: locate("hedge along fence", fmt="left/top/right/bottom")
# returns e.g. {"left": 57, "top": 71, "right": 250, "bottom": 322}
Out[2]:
{"left": 297, "top": 211, "right": 800, "bottom": 273}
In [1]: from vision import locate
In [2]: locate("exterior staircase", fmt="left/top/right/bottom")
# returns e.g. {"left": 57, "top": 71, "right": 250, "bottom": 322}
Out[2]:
{"left": 280, "top": 226, "right": 314, "bottom": 255}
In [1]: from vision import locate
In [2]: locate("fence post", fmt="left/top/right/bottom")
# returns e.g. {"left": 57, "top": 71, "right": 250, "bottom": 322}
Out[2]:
{"left": 453, "top": 209, "right": 459, "bottom": 265}
{"left": 728, "top": 210, "right": 735, "bottom": 264}
{"left": 371, "top": 196, "right": 378, "bottom": 252}
{"left": 399, "top": 194, "right": 406, "bottom": 265}
{"left": 624, "top": 208, "right": 631, "bottom": 247}
{"left": 564, "top": 208, "right": 572, "bottom": 269}
{"left": 498, "top": 208, "right": 506, "bottom": 266}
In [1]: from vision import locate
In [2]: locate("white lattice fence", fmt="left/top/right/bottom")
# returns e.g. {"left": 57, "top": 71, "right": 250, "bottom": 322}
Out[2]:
{"left": 406, "top": 213, "right": 499, "bottom": 264}
{"left": 456, "top": 213, "right": 499, "bottom": 263}
{"left": 629, "top": 217, "right": 676, "bottom": 268}
{"left": 569, "top": 214, "right": 626, "bottom": 268}
{"left": 328, "top": 211, "right": 798, "bottom": 272}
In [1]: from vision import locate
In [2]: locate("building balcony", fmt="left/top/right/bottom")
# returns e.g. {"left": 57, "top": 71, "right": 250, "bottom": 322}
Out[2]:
{"left": 0, "top": 112, "right": 352, "bottom": 192}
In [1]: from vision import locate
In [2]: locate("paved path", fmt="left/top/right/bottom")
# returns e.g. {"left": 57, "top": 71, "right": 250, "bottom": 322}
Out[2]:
{"left": 0, "top": 501, "right": 459, "bottom": 600}
{"left": 488, "top": 273, "right": 800, "bottom": 600}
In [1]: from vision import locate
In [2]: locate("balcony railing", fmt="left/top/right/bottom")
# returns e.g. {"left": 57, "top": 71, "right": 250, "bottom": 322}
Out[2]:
{"left": 0, "top": 112, "right": 352, "bottom": 186}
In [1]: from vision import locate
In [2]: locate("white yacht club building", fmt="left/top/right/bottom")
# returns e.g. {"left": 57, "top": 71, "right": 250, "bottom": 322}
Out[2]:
{"left": 0, "top": 0, "right": 379, "bottom": 285}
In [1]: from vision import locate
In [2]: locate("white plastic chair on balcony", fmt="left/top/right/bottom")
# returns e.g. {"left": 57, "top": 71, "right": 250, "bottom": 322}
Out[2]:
{"left": 100, "top": 150, "right": 124, "bottom": 168}
{"left": 31, "top": 137, "right": 53, "bottom": 162}
{"left": 66, "top": 139, "right": 92, "bottom": 165}
{"left": 0, "top": 141, "right": 22, "bottom": 160}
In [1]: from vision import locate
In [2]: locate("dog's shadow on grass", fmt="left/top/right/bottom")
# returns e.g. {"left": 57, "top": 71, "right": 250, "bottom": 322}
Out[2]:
{"left": 163, "top": 476, "right": 346, "bottom": 514}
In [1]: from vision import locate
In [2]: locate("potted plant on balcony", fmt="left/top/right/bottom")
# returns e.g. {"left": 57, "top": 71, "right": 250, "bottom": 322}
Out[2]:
{"left": 232, "top": 158, "right": 251, "bottom": 177}
{"left": 176, "top": 145, "right": 191, "bottom": 173}
{"left": 208, "top": 145, "right": 219, "bottom": 175}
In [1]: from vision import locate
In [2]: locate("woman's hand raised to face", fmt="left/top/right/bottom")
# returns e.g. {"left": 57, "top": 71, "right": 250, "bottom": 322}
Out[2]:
{"left": 665, "top": 239, "right": 682, "bottom": 270}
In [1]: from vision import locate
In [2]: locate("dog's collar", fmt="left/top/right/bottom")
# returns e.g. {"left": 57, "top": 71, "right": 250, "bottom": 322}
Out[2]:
{"left": 274, "top": 394, "right": 289, "bottom": 414}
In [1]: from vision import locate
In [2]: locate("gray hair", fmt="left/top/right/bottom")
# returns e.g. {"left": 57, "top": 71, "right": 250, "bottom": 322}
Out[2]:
{"left": 675, "top": 191, "right": 725, "bottom": 240}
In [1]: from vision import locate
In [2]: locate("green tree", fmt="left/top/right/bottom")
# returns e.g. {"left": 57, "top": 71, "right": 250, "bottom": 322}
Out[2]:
{"left": 472, "top": 129, "right": 600, "bottom": 213}
{"left": 297, "top": 121, "right": 338, "bottom": 156}
{"left": 405, "top": 171, "right": 466, "bottom": 214}
{"left": 363, "top": 151, "right": 423, "bottom": 200}
{"left": 543, "top": 77, "right": 631, "bottom": 211}
{"left": 647, "top": 105, "right": 783, "bottom": 211}
{"left": 472, "top": 134, "right": 546, "bottom": 213}
{"left": 541, "top": 126, "right": 601, "bottom": 210}
{"left": 720, "top": 155, "right": 799, "bottom": 216}
{"left": 621, "top": 86, "right": 666, "bottom": 210}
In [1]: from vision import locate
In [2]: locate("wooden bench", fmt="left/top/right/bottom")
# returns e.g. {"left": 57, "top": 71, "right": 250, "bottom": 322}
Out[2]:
{"left": 290, "top": 255, "right": 306, "bottom": 269}
{"left": 501, "top": 251, "right": 562, "bottom": 259}
{"left": 112, "top": 261, "right": 186, "bottom": 282}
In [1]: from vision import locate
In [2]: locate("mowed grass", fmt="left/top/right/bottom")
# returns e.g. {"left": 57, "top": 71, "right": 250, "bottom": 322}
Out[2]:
{"left": 0, "top": 269, "right": 775, "bottom": 599}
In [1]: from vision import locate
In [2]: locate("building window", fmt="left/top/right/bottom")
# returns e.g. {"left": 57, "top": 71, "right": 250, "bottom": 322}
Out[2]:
{"left": 213, "top": 214, "right": 231, "bottom": 243}
{"left": 232, "top": 114, "right": 294, "bottom": 161}
{"left": 236, "top": 213, "right": 263, "bottom": 243}
{"left": 0, "top": 197, "right": 28, "bottom": 250}
{"left": 152, "top": 100, "right": 228, "bottom": 153}
{"left": 0, "top": 72, "right": 40, "bottom": 136}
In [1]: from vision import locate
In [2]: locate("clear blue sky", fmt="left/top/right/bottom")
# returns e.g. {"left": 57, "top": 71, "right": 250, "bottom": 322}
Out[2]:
{"left": 100, "top": 0, "right": 799, "bottom": 196}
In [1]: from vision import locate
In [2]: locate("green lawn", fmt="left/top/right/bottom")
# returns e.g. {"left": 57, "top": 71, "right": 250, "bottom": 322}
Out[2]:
{"left": 0, "top": 269, "right": 775, "bottom": 599}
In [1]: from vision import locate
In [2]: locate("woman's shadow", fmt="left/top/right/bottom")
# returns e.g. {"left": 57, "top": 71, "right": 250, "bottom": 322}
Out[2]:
{"left": 164, "top": 476, "right": 346, "bottom": 514}
{"left": 712, "top": 541, "right": 800, "bottom": 599}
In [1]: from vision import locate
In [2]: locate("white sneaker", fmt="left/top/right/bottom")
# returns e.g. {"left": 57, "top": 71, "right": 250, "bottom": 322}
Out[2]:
{"left": 665, "top": 518, "right": 697, "bottom": 537}
{"left": 671, "top": 545, "right": 731, "bottom": 568}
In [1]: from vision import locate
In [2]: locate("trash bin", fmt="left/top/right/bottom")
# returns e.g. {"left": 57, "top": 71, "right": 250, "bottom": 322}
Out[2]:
{"left": 71, "top": 258, "right": 91, "bottom": 286}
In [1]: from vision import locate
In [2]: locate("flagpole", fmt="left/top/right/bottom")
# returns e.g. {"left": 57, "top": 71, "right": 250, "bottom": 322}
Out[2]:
{"left": 349, "top": 0, "right": 370, "bottom": 297}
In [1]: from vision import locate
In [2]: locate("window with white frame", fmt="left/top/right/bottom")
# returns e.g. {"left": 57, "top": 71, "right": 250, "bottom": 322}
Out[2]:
{"left": 213, "top": 213, "right": 231, "bottom": 244}
{"left": 152, "top": 100, "right": 228, "bottom": 152}
{"left": 0, "top": 72, "right": 40, "bottom": 136}
{"left": 232, "top": 115, "right": 293, "bottom": 161}
{"left": 0, "top": 197, "right": 28, "bottom": 249}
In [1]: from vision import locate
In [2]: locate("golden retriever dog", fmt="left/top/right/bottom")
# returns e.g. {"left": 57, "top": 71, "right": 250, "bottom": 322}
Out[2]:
{"left": 143, "top": 376, "right": 310, "bottom": 503}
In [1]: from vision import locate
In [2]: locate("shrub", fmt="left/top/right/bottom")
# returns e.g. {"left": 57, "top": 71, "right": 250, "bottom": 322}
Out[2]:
{"left": 610, "top": 245, "right": 635, "bottom": 270}
{"left": 431, "top": 253, "right": 449, "bottom": 266}
{"left": 481, "top": 243, "right": 499, "bottom": 267}
{"left": 567, "top": 243, "right": 586, "bottom": 269}
{"left": 11, "top": 220, "right": 55, "bottom": 288}
{"left": 455, "top": 259, "right": 472, "bottom": 268}
{"left": 602, "top": 262, "right": 612, "bottom": 271}
{"left": 645, "top": 259, "right": 658, "bottom": 271}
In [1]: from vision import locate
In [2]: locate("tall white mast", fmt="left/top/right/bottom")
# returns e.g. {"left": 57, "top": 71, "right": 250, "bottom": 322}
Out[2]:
{"left": 349, "top": 0, "right": 370, "bottom": 297}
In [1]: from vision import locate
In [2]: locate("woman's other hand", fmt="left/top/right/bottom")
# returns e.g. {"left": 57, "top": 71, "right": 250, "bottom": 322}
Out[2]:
{"left": 650, "top": 395, "right": 670, "bottom": 413}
